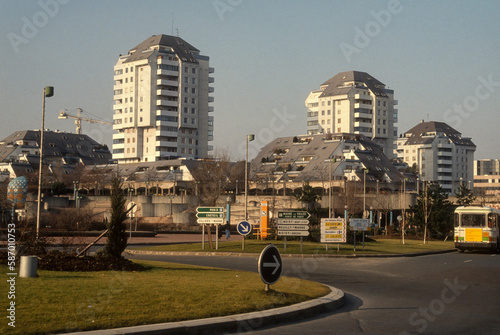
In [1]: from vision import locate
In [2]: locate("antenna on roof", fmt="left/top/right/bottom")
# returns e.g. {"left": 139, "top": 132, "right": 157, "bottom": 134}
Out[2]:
{"left": 175, "top": 28, "right": 179, "bottom": 37}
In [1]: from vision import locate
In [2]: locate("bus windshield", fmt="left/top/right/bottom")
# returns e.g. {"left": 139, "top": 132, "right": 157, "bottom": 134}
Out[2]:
{"left": 461, "top": 214, "right": 485, "bottom": 227}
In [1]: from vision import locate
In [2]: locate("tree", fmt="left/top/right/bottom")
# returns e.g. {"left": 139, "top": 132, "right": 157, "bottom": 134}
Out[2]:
{"left": 455, "top": 183, "right": 476, "bottom": 206}
{"left": 295, "top": 182, "right": 321, "bottom": 211}
{"left": 410, "top": 183, "right": 453, "bottom": 241}
{"left": 104, "top": 173, "right": 128, "bottom": 259}
{"left": 190, "top": 151, "right": 233, "bottom": 206}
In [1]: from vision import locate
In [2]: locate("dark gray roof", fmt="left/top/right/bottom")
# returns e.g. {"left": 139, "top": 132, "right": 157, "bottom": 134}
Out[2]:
{"left": 402, "top": 121, "right": 476, "bottom": 147}
{"left": 0, "top": 130, "right": 112, "bottom": 165}
{"left": 319, "top": 71, "right": 388, "bottom": 98}
{"left": 124, "top": 34, "right": 200, "bottom": 64}
{"left": 250, "top": 133, "right": 402, "bottom": 183}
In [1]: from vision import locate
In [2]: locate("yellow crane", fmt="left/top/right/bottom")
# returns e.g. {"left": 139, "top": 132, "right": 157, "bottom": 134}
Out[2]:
{"left": 58, "top": 108, "right": 112, "bottom": 135}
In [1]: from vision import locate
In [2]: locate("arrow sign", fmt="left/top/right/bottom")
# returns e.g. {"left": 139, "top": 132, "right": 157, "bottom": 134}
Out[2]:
{"left": 258, "top": 244, "right": 282, "bottom": 285}
{"left": 196, "top": 212, "right": 224, "bottom": 218}
{"left": 277, "top": 211, "right": 311, "bottom": 219}
{"left": 263, "top": 255, "right": 281, "bottom": 275}
{"left": 197, "top": 207, "right": 223, "bottom": 213}
{"left": 237, "top": 221, "right": 252, "bottom": 236}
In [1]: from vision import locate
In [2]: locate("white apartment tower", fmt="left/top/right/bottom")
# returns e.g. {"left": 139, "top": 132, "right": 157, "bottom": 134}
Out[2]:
{"left": 112, "top": 34, "right": 214, "bottom": 163}
{"left": 395, "top": 121, "right": 476, "bottom": 194}
{"left": 305, "top": 71, "right": 398, "bottom": 158}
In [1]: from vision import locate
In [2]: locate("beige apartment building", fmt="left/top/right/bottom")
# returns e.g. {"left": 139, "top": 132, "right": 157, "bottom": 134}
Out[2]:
{"left": 305, "top": 71, "right": 398, "bottom": 159}
{"left": 112, "top": 34, "right": 214, "bottom": 163}
{"left": 395, "top": 121, "right": 476, "bottom": 194}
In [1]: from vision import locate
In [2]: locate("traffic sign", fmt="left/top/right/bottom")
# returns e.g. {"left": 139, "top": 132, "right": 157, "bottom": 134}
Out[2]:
{"left": 277, "top": 219, "right": 309, "bottom": 225}
{"left": 321, "top": 218, "right": 346, "bottom": 243}
{"left": 197, "top": 218, "right": 224, "bottom": 224}
{"left": 258, "top": 244, "right": 282, "bottom": 285}
{"left": 196, "top": 212, "right": 224, "bottom": 218}
{"left": 349, "top": 218, "right": 370, "bottom": 231}
{"left": 277, "top": 230, "right": 310, "bottom": 236}
{"left": 196, "top": 207, "right": 224, "bottom": 213}
{"left": 277, "top": 211, "right": 310, "bottom": 219}
{"left": 277, "top": 224, "right": 309, "bottom": 231}
{"left": 237, "top": 221, "right": 252, "bottom": 236}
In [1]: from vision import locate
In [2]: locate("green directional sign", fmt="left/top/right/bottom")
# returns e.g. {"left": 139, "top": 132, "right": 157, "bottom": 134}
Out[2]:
{"left": 197, "top": 207, "right": 223, "bottom": 213}
{"left": 277, "top": 211, "right": 311, "bottom": 219}
{"left": 196, "top": 212, "right": 224, "bottom": 218}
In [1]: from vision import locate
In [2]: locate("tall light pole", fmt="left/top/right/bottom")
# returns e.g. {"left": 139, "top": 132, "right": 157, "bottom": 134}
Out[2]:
{"left": 36, "top": 86, "right": 54, "bottom": 240}
{"left": 244, "top": 134, "right": 255, "bottom": 221}
{"left": 363, "top": 168, "right": 367, "bottom": 218}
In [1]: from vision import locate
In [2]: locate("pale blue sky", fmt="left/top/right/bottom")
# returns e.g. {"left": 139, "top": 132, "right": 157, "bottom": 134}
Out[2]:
{"left": 1, "top": 0, "right": 499, "bottom": 160}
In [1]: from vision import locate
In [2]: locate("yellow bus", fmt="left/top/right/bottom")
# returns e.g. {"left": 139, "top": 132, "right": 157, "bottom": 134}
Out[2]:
{"left": 454, "top": 206, "right": 500, "bottom": 252}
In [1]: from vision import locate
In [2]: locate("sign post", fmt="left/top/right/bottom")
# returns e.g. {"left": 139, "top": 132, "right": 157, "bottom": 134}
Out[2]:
{"left": 197, "top": 207, "right": 224, "bottom": 249}
{"left": 237, "top": 221, "right": 252, "bottom": 250}
{"left": 349, "top": 218, "right": 370, "bottom": 251}
{"left": 258, "top": 244, "right": 282, "bottom": 291}
{"left": 277, "top": 211, "right": 310, "bottom": 252}
{"left": 321, "top": 218, "right": 346, "bottom": 253}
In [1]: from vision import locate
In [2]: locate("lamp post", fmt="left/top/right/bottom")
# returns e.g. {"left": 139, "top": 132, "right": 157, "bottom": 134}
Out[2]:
{"left": 36, "top": 86, "right": 53, "bottom": 240}
{"left": 363, "top": 168, "right": 367, "bottom": 218}
{"left": 245, "top": 134, "right": 255, "bottom": 221}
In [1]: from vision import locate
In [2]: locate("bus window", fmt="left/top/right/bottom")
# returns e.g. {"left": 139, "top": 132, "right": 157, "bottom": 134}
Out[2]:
{"left": 454, "top": 213, "right": 459, "bottom": 227}
{"left": 461, "top": 214, "right": 485, "bottom": 227}
{"left": 488, "top": 213, "right": 497, "bottom": 228}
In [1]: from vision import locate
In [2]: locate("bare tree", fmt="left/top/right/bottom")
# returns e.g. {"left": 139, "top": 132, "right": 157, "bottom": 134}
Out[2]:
{"left": 190, "top": 151, "right": 233, "bottom": 206}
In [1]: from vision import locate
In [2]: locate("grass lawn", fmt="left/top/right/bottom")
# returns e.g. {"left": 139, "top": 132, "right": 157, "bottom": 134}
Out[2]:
{"left": 131, "top": 238, "right": 455, "bottom": 255}
{"left": 1, "top": 260, "right": 330, "bottom": 335}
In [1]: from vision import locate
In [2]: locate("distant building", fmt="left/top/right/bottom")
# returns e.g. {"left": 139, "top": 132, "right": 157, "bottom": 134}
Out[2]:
{"left": 250, "top": 133, "right": 405, "bottom": 194}
{"left": 112, "top": 34, "right": 214, "bottom": 163}
{"left": 0, "top": 129, "right": 111, "bottom": 182}
{"left": 305, "top": 71, "right": 398, "bottom": 158}
{"left": 395, "top": 121, "right": 476, "bottom": 194}
{"left": 474, "top": 159, "right": 500, "bottom": 196}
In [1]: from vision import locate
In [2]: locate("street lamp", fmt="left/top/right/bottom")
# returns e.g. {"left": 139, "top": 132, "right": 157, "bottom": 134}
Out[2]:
{"left": 245, "top": 134, "right": 255, "bottom": 221}
{"left": 36, "top": 86, "right": 54, "bottom": 240}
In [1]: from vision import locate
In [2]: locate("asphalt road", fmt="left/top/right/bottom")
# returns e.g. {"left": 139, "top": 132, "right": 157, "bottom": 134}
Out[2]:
{"left": 127, "top": 251, "right": 500, "bottom": 335}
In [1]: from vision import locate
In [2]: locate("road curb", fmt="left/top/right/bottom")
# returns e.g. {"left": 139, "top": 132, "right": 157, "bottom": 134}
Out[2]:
{"left": 126, "top": 248, "right": 457, "bottom": 258}
{"left": 65, "top": 285, "right": 344, "bottom": 335}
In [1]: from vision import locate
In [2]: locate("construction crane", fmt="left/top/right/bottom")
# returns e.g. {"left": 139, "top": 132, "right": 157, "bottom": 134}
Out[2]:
{"left": 58, "top": 108, "right": 112, "bottom": 135}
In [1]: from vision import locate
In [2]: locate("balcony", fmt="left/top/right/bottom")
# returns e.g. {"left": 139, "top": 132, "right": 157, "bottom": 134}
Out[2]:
{"left": 156, "top": 129, "right": 178, "bottom": 137}
{"left": 208, "top": 106, "right": 214, "bottom": 112}
{"left": 208, "top": 96, "right": 214, "bottom": 103}
{"left": 208, "top": 86, "right": 214, "bottom": 93}
{"left": 156, "top": 89, "right": 178, "bottom": 98}
{"left": 438, "top": 175, "right": 453, "bottom": 181}
{"left": 156, "top": 140, "right": 177, "bottom": 148}
{"left": 393, "top": 99, "right": 398, "bottom": 105}
{"left": 354, "top": 110, "right": 372, "bottom": 118}
{"left": 156, "top": 120, "right": 178, "bottom": 127}
{"left": 157, "top": 68, "right": 178, "bottom": 77}
{"left": 354, "top": 93, "right": 371, "bottom": 100}
{"left": 209, "top": 67, "right": 215, "bottom": 73}
{"left": 156, "top": 109, "right": 178, "bottom": 118}
{"left": 354, "top": 121, "right": 372, "bottom": 128}
{"left": 112, "top": 132, "right": 125, "bottom": 140}
{"left": 157, "top": 99, "right": 178, "bottom": 107}
{"left": 157, "top": 79, "right": 178, "bottom": 87}
{"left": 157, "top": 58, "right": 179, "bottom": 66}
{"left": 209, "top": 77, "right": 214, "bottom": 83}
{"left": 437, "top": 167, "right": 453, "bottom": 173}
{"left": 354, "top": 102, "right": 372, "bottom": 110}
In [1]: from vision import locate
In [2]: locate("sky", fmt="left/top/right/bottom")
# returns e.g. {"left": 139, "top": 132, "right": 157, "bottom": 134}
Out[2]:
{"left": 1, "top": 0, "right": 499, "bottom": 161}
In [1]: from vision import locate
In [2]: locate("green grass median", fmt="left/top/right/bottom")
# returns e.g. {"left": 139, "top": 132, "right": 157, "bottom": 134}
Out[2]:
{"left": 131, "top": 238, "right": 455, "bottom": 255}
{"left": 1, "top": 260, "right": 330, "bottom": 335}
